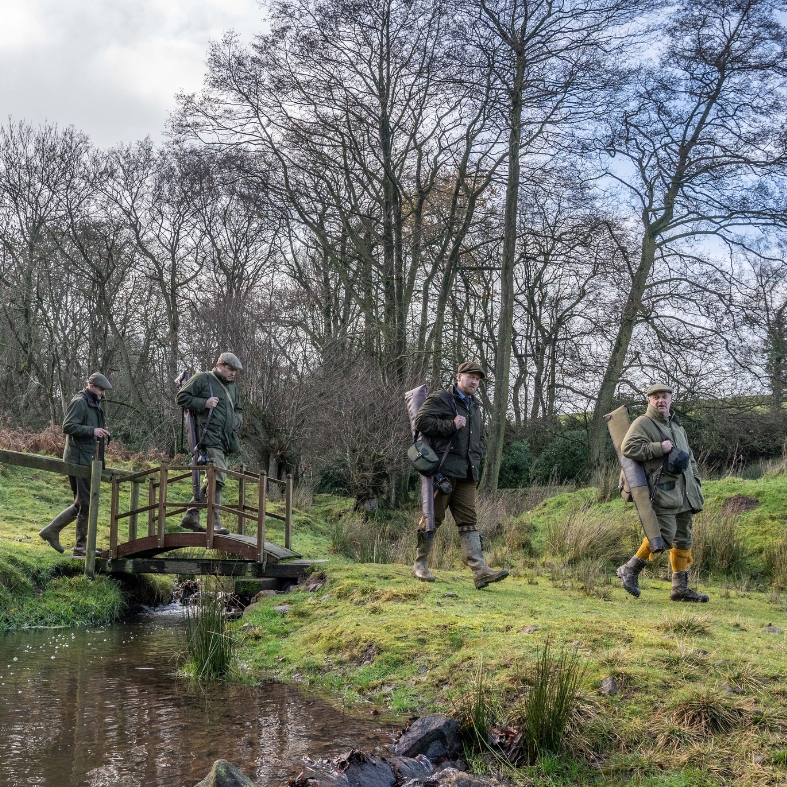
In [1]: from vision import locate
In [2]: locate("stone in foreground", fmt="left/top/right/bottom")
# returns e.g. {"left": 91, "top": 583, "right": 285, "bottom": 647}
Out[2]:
{"left": 393, "top": 715, "right": 462, "bottom": 761}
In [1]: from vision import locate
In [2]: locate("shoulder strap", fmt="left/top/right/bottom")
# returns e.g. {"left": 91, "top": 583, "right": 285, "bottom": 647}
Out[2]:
{"left": 647, "top": 416, "right": 671, "bottom": 441}
{"left": 196, "top": 374, "right": 216, "bottom": 449}
{"left": 208, "top": 371, "right": 236, "bottom": 409}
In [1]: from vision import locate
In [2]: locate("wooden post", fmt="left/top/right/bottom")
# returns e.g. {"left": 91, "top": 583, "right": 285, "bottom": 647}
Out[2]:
{"left": 257, "top": 472, "right": 267, "bottom": 563}
{"left": 84, "top": 443, "right": 102, "bottom": 579}
{"left": 157, "top": 465, "right": 168, "bottom": 548}
{"left": 285, "top": 473, "right": 293, "bottom": 550}
{"left": 206, "top": 462, "right": 216, "bottom": 549}
{"left": 128, "top": 481, "right": 140, "bottom": 542}
{"left": 147, "top": 477, "right": 156, "bottom": 537}
{"left": 237, "top": 463, "right": 246, "bottom": 535}
{"left": 110, "top": 476, "right": 119, "bottom": 559}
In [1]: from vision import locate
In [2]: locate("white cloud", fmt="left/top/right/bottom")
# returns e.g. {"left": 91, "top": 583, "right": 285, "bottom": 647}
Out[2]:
{"left": 0, "top": 0, "right": 265, "bottom": 147}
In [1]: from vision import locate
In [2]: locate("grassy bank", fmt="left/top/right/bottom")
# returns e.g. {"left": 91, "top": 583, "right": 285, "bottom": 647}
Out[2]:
{"left": 0, "top": 463, "right": 170, "bottom": 628}
{"left": 239, "top": 473, "right": 787, "bottom": 786}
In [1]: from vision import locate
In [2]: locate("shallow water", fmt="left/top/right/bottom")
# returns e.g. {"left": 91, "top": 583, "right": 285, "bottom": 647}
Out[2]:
{"left": 0, "top": 607, "right": 399, "bottom": 787}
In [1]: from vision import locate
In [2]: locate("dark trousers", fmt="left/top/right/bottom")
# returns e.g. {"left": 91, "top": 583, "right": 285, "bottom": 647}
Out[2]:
{"left": 69, "top": 475, "right": 91, "bottom": 515}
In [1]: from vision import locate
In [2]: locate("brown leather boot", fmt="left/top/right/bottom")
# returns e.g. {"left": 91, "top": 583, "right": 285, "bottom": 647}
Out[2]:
{"left": 180, "top": 507, "right": 205, "bottom": 532}
{"left": 616, "top": 555, "right": 647, "bottom": 598}
{"left": 413, "top": 531, "right": 435, "bottom": 582}
{"left": 670, "top": 571, "right": 709, "bottom": 602}
{"left": 39, "top": 505, "right": 78, "bottom": 553}
{"left": 460, "top": 530, "right": 509, "bottom": 589}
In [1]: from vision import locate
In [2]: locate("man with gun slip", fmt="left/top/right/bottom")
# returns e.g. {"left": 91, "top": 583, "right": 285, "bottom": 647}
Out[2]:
{"left": 615, "top": 383, "right": 708, "bottom": 603}
{"left": 409, "top": 361, "right": 509, "bottom": 590}
{"left": 176, "top": 353, "right": 244, "bottom": 535}
{"left": 38, "top": 372, "right": 112, "bottom": 556}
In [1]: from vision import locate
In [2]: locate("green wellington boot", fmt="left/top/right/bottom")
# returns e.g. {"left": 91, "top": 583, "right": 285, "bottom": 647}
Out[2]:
{"left": 38, "top": 505, "right": 78, "bottom": 553}
{"left": 460, "top": 530, "right": 509, "bottom": 589}
{"left": 413, "top": 531, "right": 435, "bottom": 582}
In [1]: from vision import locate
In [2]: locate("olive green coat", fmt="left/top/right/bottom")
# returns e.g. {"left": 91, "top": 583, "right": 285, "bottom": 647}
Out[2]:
{"left": 414, "top": 387, "right": 483, "bottom": 481}
{"left": 621, "top": 405, "right": 704, "bottom": 514}
{"left": 62, "top": 390, "right": 106, "bottom": 466}
{"left": 176, "top": 370, "right": 243, "bottom": 454}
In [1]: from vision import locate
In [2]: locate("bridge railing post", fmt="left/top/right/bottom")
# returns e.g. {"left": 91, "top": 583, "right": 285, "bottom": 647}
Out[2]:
{"left": 128, "top": 481, "right": 140, "bottom": 541}
{"left": 285, "top": 473, "right": 293, "bottom": 550}
{"left": 157, "top": 465, "right": 168, "bottom": 548}
{"left": 147, "top": 477, "right": 156, "bottom": 537}
{"left": 110, "top": 476, "right": 120, "bottom": 558}
{"left": 257, "top": 472, "right": 267, "bottom": 564}
{"left": 84, "top": 441, "right": 102, "bottom": 579}
{"left": 238, "top": 463, "right": 246, "bottom": 535}
{"left": 206, "top": 461, "right": 216, "bottom": 549}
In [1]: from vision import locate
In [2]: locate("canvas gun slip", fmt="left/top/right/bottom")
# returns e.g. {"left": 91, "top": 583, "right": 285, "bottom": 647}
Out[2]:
{"left": 605, "top": 405, "right": 666, "bottom": 554}
{"left": 404, "top": 384, "right": 435, "bottom": 538}
{"left": 175, "top": 369, "right": 203, "bottom": 503}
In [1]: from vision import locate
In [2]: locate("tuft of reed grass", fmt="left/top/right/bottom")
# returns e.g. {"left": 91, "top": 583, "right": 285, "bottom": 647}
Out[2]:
{"left": 329, "top": 511, "right": 406, "bottom": 563}
{"left": 183, "top": 581, "right": 235, "bottom": 680}
{"left": 451, "top": 657, "right": 500, "bottom": 751}
{"left": 658, "top": 611, "right": 712, "bottom": 637}
{"left": 544, "top": 505, "right": 634, "bottom": 565}
{"left": 691, "top": 510, "right": 748, "bottom": 576}
{"left": 665, "top": 686, "right": 750, "bottom": 735}
{"left": 508, "top": 636, "right": 586, "bottom": 764}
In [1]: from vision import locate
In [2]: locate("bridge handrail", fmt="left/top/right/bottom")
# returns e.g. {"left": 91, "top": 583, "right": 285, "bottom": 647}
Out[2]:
{"left": 0, "top": 448, "right": 130, "bottom": 483}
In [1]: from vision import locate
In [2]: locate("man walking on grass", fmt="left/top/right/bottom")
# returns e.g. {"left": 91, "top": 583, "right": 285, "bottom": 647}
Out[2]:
{"left": 38, "top": 373, "right": 112, "bottom": 556}
{"left": 412, "top": 361, "right": 509, "bottom": 589}
{"left": 616, "top": 383, "right": 708, "bottom": 602}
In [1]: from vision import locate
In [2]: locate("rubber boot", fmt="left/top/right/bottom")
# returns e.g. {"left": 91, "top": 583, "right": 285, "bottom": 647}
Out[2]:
{"left": 213, "top": 486, "right": 229, "bottom": 535}
{"left": 413, "top": 531, "right": 435, "bottom": 582}
{"left": 670, "top": 571, "right": 709, "bottom": 603}
{"left": 616, "top": 555, "right": 647, "bottom": 598}
{"left": 460, "top": 531, "right": 509, "bottom": 589}
{"left": 38, "top": 505, "right": 78, "bottom": 553}
{"left": 72, "top": 513, "right": 89, "bottom": 557}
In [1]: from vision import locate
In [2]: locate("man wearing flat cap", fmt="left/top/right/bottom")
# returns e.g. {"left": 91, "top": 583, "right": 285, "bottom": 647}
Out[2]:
{"left": 616, "top": 383, "right": 708, "bottom": 602}
{"left": 38, "top": 372, "right": 112, "bottom": 555}
{"left": 412, "top": 361, "right": 509, "bottom": 589}
{"left": 177, "top": 353, "right": 244, "bottom": 534}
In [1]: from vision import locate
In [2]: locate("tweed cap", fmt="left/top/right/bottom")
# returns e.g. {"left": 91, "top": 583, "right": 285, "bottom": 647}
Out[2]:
{"left": 88, "top": 372, "right": 112, "bottom": 390}
{"left": 646, "top": 382, "right": 673, "bottom": 396}
{"left": 217, "top": 352, "right": 243, "bottom": 371}
{"left": 457, "top": 360, "right": 485, "bottom": 379}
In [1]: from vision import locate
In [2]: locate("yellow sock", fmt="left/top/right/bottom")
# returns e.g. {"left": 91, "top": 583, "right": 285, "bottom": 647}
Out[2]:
{"left": 635, "top": 538, "right": 652, "bottom": 561}
{"left": 670, "top": 548, "right": 692, "bottom": 572}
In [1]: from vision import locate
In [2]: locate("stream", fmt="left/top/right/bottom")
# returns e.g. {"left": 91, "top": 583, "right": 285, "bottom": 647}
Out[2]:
{"left": 0, "top": 606, "right": 399, "bottom": 787}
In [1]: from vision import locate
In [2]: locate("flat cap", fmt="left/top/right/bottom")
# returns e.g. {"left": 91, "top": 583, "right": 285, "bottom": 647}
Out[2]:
{"left": 88, "top": 372, "right": 112, "bottom": 390}
{"left": 217, "top": 352, "right": 243, "bottom": 371}
{"left": 646, "top": 382, "right": 673, "bottom": 396}
{"left": 457, "top": 360, "right": 485, "bottom": 379}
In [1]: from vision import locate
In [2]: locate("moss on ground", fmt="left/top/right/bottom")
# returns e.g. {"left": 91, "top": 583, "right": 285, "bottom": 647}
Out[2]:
{"left": 0, "top": 463, "right": 171, "bottom": 628}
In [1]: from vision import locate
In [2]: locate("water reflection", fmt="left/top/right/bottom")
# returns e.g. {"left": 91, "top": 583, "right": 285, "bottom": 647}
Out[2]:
{"left": 0, "top": 608, "right": 398, "bottom": 787}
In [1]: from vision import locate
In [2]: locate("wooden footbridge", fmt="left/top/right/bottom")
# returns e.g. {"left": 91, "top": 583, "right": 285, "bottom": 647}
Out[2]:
{"left": 1, "top": 445, "right": 317, "bottom": 589}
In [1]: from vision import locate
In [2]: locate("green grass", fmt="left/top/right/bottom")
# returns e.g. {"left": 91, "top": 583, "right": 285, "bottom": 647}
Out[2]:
{"left": 0, "top": 463, "right": 169, "bottom": 628}
{"left": 235, "top": 475, "right": 787, "bottom": 786}
{"left": 3, "top": 456, "right": 787, "bottom": 784}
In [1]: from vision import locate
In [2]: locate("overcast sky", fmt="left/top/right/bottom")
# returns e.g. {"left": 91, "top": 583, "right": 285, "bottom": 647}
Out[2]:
{"left": 0, "top": 0, "right": 265, "bottom": 149}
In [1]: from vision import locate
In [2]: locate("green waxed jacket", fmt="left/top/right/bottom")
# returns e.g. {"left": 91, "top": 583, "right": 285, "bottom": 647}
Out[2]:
{"left": 177, "top": 369, "right": 243, "bottom": 454}
{"left": 62, "top": 390, "right": 106, "bottom": 466}
{"left": 414, "top": 386, "right": 484, "bottom": 481}
{"left": 621, "top": 405, "right": 704, "bottom": 514}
